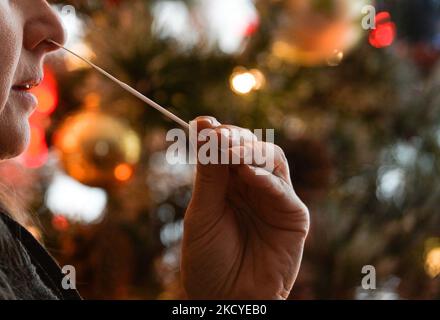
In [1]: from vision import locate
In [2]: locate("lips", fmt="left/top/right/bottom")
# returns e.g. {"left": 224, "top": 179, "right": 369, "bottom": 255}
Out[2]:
{"left": 10, "top": 77, "right": 42, "bottom": 112}
{"left": 12, "top": 78, "right": 42, "bottom": 91}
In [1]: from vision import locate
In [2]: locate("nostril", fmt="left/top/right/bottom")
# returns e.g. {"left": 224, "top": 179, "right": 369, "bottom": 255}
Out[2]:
{"left": 45, "top": 39, "right": 62, "bottom": 52}
{"left": 44, "top": 20, "right": 66, "bottom": 53}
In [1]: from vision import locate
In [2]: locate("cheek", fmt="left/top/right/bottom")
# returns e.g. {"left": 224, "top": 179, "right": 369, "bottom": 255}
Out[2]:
{"left": 0, "top": 4, "right": 25, "bottom": 159}
{"left": 0, "top": 6, "right": 21, "bottom": 114}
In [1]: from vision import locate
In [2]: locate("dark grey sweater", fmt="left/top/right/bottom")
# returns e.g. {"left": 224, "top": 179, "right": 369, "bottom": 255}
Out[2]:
{"left": 0, "top": 211, "right": 81, "bottom": 300}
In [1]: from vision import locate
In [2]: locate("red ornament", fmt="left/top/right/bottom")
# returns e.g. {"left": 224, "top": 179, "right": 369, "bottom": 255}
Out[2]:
{"left": 243, "top": 19, "right": 260, "bottom": 37}
{"left": 369, "top": 11, "right": 396, "bottom": 48}
{"left": 52, "top": 215, "right": 70, "bottom": 232}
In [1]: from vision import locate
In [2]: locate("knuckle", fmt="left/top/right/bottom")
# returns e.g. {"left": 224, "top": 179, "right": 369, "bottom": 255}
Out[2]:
{"left": 299, "top": 205, "right": 311, "bottom": 236}
{"left": 274, "top": 144, "right": 287, "bottom": 160}
{"left": 243, "top": 129, "right": 257, "bottom": 141}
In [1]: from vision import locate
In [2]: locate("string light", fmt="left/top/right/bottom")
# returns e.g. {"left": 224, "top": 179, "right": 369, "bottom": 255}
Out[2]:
{"left": 250, "top": 69, "right": 266, "bottom": 90}
{"left": 230, "top": 67, "right": 265, "bottom": 95}
{"left": 231, "top": 70, "right": 255, "bottom": 94}
{"left": 425, "top": 245, "right": 440, "bottom": 278}
{"left": 326, "top": 49, "right": 344, "bottom": 67}
{"left": 114, "top": 163, "right": 134, "bottom": 182}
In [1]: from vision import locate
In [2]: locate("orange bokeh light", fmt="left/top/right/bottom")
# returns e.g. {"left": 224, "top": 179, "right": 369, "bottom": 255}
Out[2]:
{"left": 114, "top": 163, "right": 134, "bottom": 182}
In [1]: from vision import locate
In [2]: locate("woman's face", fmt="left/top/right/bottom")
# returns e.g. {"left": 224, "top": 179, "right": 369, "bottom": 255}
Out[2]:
{"left": 0, "top": 0, "right": 65, "bottom": 159}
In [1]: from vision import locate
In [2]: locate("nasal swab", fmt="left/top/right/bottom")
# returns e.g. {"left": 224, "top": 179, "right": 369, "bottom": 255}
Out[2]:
{"left": 47, "top": 39, "right": 190, "bottom": 130}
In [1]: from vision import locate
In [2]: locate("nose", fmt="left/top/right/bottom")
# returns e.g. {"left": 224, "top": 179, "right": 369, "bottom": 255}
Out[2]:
{"left": 23, "top": 1, "right": 67, "bottom": 55}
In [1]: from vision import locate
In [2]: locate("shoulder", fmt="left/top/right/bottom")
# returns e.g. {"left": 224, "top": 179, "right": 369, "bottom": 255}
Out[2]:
{"left": 0, "top": 210, "right": 20, "bottom": 256}
{"left": 0, "top": 210, "right": 81, "bottom": 300}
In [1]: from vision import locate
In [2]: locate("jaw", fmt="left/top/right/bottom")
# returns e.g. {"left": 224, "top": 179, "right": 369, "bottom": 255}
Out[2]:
{"left": 0, "top": 102, "right": 31, "bottom": 160}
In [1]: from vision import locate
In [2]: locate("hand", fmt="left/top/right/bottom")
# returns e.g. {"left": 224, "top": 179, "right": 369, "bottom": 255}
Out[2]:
{"left": 181, "top": 116, "right": 310, "bottom": 299}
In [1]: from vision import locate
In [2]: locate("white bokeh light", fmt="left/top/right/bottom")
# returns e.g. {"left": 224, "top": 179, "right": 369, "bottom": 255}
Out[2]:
{"left": 46, "top": 172, "right": 108, "bottom": 224}
{"left": 198, "top": 0, "right": 258, "bottom": 53}
{"left": 231, "top": 72, "right": 257, "bottom": 94}
{"left": 152, "top": 0, "right": 258, "bottom": 53}
{"left": 377, "top": 167, "right": 405, "bottom": 201}
{"left": 53, "top": 5, "right": 85, "bottom": 47}
{"left": 152, "top": 1, "right": 199, "bottom": 48}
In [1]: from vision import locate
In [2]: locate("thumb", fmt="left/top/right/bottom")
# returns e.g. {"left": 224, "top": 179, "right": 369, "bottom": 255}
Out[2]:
{"left": 189, "top": 116, "right": 229, "bottom": 209}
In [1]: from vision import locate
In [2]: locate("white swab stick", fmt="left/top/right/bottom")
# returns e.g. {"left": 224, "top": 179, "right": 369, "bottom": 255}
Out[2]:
{"left": 48, "top": 39, "right": 190, "bottom": 130}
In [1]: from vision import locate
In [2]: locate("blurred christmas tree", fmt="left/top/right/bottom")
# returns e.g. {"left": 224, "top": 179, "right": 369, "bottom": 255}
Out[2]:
{"left": 2, "top": 0, "right": 439, "bottom": 299}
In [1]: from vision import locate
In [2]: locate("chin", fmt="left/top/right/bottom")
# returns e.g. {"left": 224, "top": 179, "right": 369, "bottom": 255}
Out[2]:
{"left": 0, "top": 119, "right": 31, "bottom": 160}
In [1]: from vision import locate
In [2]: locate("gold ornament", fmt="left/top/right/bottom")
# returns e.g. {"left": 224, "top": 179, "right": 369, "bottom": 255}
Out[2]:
{"left": 272, "top": 0, "right": 370, "bottom": 66}
{"left": 54, "top": 109, "right": 141, "bottom": 187}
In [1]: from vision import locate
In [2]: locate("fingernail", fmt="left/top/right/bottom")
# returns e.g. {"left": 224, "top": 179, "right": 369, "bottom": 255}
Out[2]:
{"left": 206, "top": 117, "right": 220, "bottom": 126}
